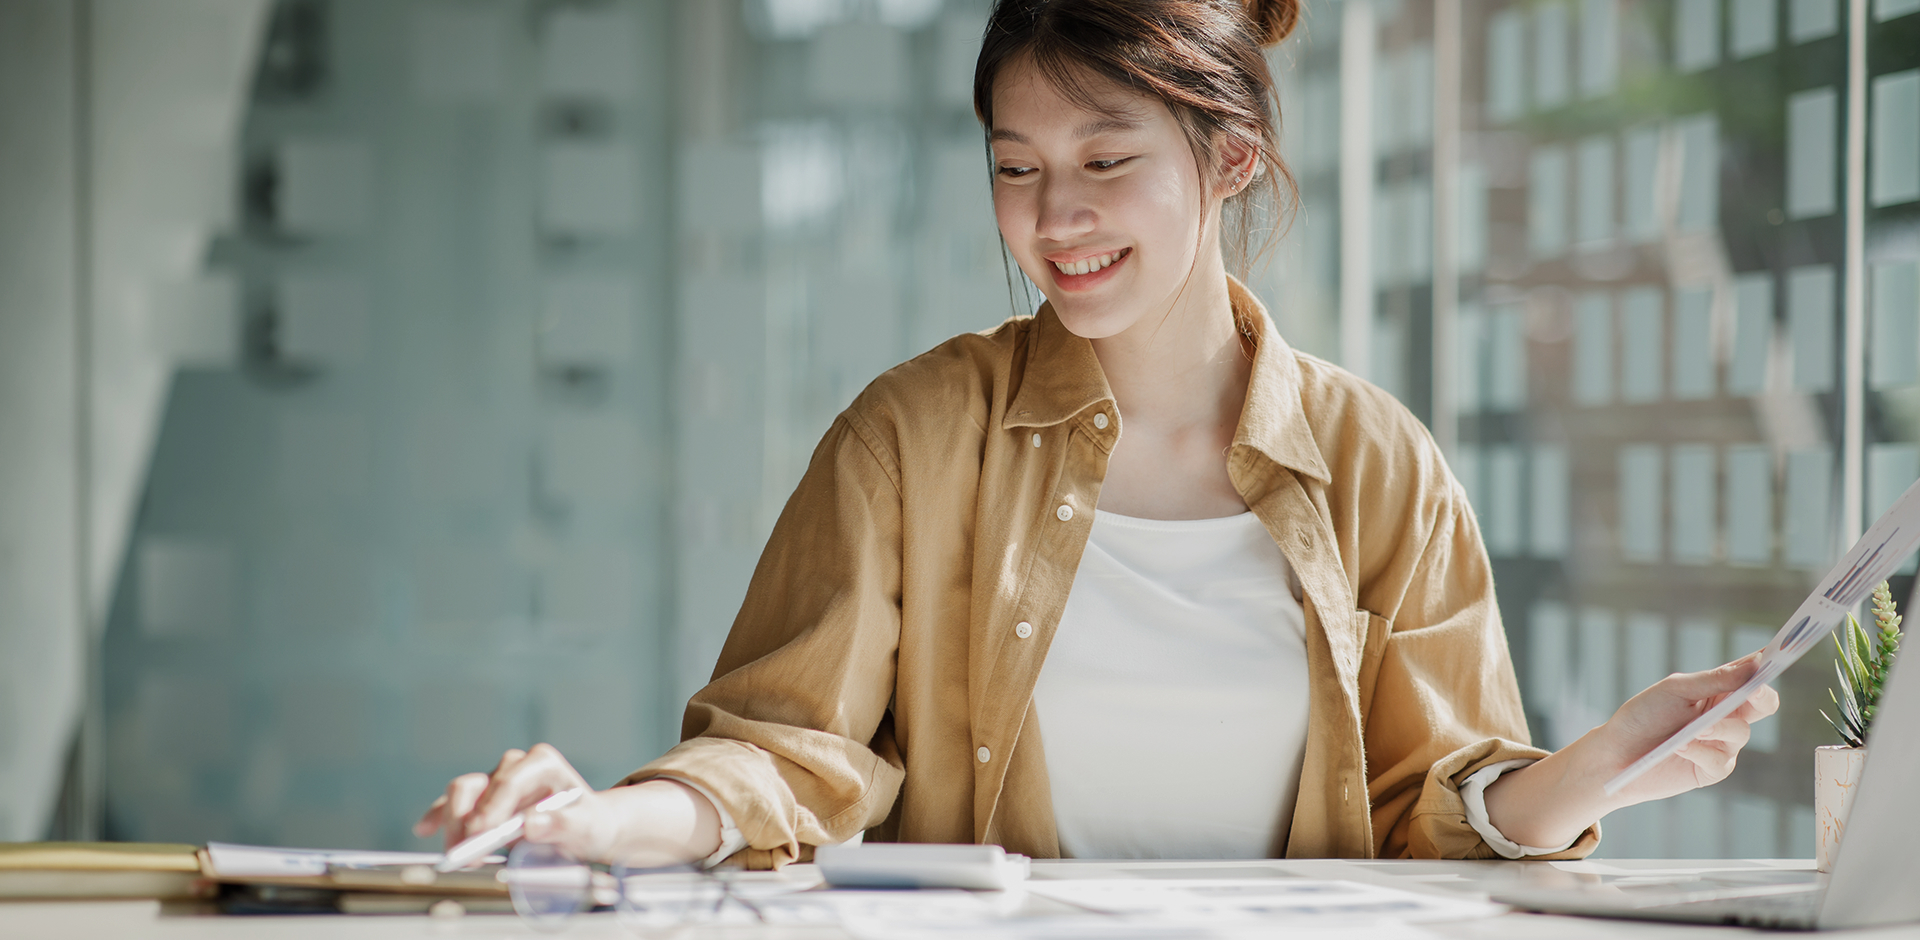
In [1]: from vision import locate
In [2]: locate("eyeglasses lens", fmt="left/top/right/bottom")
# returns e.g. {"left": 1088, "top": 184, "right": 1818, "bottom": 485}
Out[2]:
{"left": 505, "top": 841, "right": 593, "bottom": 929}
{"left": 612, "top": 864, "right": 724, "bottom": 934}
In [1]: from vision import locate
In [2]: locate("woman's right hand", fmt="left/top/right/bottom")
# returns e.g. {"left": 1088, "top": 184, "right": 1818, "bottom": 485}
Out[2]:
{"left": 414, "top": 743, "right": 592, "bottom": 850}
{"left": 413, "top": 743, "right": 724, "bottom": 867}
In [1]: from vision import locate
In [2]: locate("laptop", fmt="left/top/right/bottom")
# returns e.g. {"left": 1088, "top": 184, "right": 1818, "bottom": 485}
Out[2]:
{"left": 1490, "top": 652, "right": 1920, "bottom": 931}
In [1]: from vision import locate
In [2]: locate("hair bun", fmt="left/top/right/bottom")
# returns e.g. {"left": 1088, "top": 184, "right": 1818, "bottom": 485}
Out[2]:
{"left": 1241, "top": 0, "right": 1300, "bottom": 46}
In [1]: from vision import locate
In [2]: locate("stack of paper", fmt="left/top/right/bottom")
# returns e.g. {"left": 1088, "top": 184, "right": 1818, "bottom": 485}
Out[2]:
{"left": 202, "top": 842, "right": 468, "bottom": 878}
{"left": 200, "top": 842, "right": 511, "bottom": 913}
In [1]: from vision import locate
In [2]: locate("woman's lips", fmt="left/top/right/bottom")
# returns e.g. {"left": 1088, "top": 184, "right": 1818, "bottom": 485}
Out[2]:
{"left": 1048, "top": 247, "right": 1131, "bottom": 291}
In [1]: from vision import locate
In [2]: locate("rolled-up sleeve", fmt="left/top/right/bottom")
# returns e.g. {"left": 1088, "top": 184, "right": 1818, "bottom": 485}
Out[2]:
{"left": 620, "top": 411, "right": 907, "bottom": 869}
{"left": 1361, "top": 467, "right": 1599, "bottom": 861}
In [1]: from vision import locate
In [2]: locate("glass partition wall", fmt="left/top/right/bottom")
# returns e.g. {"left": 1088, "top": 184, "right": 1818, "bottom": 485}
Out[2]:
{"left": 94, "top": 0, "right": 1919, "bottom": 857}
{"left": 1452, "top": 0, "right": 1855, "bottom": 859}
{"left": 1445, "top": 0, "right": 1914, "bottom": 857}
{"left": 106, "top": 0, "right": 688, "bottom": 848}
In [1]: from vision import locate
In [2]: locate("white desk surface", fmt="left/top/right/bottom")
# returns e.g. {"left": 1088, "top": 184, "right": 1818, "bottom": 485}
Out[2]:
{"left": 5, "top": 858, "right": 1918, "bottom": 939}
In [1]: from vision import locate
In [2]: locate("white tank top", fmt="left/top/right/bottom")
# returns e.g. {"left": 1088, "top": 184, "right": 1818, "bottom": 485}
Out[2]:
{"left": 1031, "top": 509, "right": 1311, "bottom": 859}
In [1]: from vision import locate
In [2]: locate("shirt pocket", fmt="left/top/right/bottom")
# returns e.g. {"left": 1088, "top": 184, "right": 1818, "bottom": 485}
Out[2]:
{"left": 1352, "top": 609, "right": 1391, "bottom": 728}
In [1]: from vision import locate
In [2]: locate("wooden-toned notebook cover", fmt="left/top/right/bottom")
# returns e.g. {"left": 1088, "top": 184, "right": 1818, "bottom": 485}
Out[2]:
{"left": 0, "top": 842, "right": 202, "bottom": 872}
{"left": 0, "top": 869, "right": 211, "bottom": 901}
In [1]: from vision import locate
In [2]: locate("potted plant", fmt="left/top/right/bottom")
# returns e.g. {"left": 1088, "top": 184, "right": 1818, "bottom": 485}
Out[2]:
{"left": 1814, "top": 580, "right": 1904, "bottom": 871}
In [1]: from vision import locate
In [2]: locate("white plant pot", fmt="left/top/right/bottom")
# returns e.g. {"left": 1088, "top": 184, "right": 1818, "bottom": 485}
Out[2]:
{"left": 1815, "top": 745, "right": 1868, "bottom": 872}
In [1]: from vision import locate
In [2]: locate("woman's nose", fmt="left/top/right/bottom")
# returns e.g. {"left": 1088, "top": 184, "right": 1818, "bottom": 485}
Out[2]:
{"left": 1033, "top": 178, "right": 1097, "bottom": 241}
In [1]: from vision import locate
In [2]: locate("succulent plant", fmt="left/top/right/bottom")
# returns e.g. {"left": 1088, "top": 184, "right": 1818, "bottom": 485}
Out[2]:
{"left": 1821, "top": 580, "right": 1905, "bottom": 749}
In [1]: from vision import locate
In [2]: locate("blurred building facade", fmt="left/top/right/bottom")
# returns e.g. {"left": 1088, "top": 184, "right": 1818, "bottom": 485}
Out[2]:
{"left": 0, "top": 0, "right": 1917, "bottom": 857}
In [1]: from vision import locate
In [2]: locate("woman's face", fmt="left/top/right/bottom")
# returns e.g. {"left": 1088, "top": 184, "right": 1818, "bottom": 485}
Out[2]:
{"left": 988, "top": 56, "right": 1222, "bottom": 341}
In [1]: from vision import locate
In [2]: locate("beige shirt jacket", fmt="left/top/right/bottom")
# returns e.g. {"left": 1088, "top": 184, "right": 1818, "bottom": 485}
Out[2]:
{"left": 622, "top": 278, "right": 1601, "bottom": 868}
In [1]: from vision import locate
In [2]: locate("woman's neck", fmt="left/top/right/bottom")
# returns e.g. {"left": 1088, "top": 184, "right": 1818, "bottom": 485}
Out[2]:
{"left": 1088, "top": 262, "right": 1249, "bottom": 438}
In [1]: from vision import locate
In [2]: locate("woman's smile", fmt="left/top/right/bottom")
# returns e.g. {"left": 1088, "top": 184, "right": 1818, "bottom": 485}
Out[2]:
{"left": 1047, "top": 246, "right": 1133, "bottom": 290}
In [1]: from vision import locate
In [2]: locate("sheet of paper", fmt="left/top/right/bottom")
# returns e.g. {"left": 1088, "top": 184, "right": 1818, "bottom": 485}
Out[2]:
{"left": 1023, "top": 878, "right": 1503, "bottom": 923}
{"left": 631, "top": 888, "right": 1006, "bottom": 928}
{"left": 1603, "top": 475, "right": 1920, "bottom": 795}
{"left": 204, "top": 842, "right": 497, "bottom": 878}
{"left": 703, "top": 880, "right": 1459, "bottom": 936}
{"left": 846, "top": 919, "right": 1438, "bottom": 940}
{"left": 750, "top": 889, "right": 1008, "bottom": 925}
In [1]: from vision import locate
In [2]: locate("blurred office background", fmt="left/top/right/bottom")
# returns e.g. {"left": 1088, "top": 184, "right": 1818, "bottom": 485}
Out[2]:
{"left": 0, "top": 0, "right": 1917, "bottom": 858}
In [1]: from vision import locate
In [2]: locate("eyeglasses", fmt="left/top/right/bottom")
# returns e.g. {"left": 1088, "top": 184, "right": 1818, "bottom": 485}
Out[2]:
{"left": 501, "top": 841, "right": 768, "bottom": 933}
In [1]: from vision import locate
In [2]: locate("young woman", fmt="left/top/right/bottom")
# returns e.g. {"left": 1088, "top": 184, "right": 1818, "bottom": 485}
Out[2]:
{"left": 418, "top": 0, "right": 1778, "bottom": 866}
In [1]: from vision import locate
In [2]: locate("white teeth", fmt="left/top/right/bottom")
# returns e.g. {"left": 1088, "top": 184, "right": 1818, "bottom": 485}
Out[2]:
{"left": 1054, "top": 251, "right": 1120, "bottom": 276}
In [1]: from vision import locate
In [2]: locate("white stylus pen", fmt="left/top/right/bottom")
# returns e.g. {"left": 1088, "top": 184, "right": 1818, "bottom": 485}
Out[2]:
{"left": 435, "top": 787, "right": 586, "bottom": 872}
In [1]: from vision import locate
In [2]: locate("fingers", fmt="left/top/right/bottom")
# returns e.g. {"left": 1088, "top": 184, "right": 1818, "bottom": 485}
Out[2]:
{"left": 416, "top": 744, "right": 591, "bottom": 852}
{"left": 1676, "top": 734, "right": 1740, "bottom": 782}
{"left": 462, "top": 750, "right": 545, "bottom": 837}
{"left": 414, "top": 773, "right": 490, "bottom": 847}
{"left": 461, "top": 743, "right": 589, "bottom": 838}
{"left": 1673, "top": 713, "right": 1757, "bottom": 785}
{"left": 1696, "top": 713, "right": 1752, "bottom": 751}
{"left": 1734, "top": 682, "right": 1781, "bottom": 722}
{"left": 414, "top": 795, "right": 448, "bottom": 837}
{"left": 492, "top": 747, "right": 529, "bottom": 776}
{"left": 521, "top": 801, "right": 609, "bottom": 863}
{"left": 1655, "top": 654, "right": 1763, "bottom": 703}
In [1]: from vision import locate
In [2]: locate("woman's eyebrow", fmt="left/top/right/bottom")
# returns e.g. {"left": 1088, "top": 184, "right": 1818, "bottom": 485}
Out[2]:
{"left": 1073, "top": 116, "right": 1144, "bottom": 139}
{"left": 988, "top": 116, "right": 1145, "bottom": 145}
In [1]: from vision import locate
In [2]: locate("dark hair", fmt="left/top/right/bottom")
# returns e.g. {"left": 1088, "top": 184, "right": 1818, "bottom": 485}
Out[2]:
{"left": 972, "top": 0, "right": 1301, "bottom": 279}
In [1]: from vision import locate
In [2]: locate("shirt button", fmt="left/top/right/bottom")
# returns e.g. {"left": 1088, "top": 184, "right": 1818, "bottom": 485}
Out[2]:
{"left": 1031, "top": 433, "right": 1042, "bottom": 448}
{"left": 977, "top": 746, "right": 991, "bottom": 763}
{"left": 1093, "top": 412, "right": 1109, "bottom": 429}
{"left": 1015, "top": 621, "right": 1033, "bottom": 639}
{"left": 1056, "top": 504, "right": 1074, "bottom": 522}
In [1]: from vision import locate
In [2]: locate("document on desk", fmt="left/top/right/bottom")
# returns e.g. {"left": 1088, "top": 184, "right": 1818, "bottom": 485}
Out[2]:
{"left": 203, "top": 842, "right": 492, "bottom": 878}
{"left": 1023, "top": 878, "right": 1501, "bottom": 923}
{"left": 850, "top": 920, "right": 1437, "bottom": 940}
{"left": 750, "top": 889, "right": 1012, "bottom": 925}
{"left": 1605, "top": 475, "right": 1920, "bottom": 796}
{"left": 781, "top": 876, "right": 1487, "bottom": 939}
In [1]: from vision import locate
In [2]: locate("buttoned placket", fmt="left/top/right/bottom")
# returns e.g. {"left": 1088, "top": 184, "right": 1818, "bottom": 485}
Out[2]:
{"left": 1245, "top": 463, "right": 1373, "bottom": 858}
{"left": 973, "top": 407, "right": 1120, "bottom": 843}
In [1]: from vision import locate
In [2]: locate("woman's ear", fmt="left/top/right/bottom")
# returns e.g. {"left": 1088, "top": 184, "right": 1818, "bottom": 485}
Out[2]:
{"left": 1213, "top": 135, "right": 1260, "bottom": 199}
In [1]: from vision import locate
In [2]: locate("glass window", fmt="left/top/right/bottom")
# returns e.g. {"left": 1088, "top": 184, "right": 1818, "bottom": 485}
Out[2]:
{"left": 1462, "top": 0, "right": 1856, "bottom": 858}
{"left": 1676, "top": 0, "right": 1722, "bottom": 72}
{"left": 1790, "top": 0, "right": 1840, "bottom": 42}
{"left": 1871, "top": 69, "right": 1920, "bottom": 206}
{"left": 60, "top": 0, "right": 1918, "bottom": 860}
{"left": 1731, "top": 0, "right": 1780, "bottom": 58}
{"left": 1788, "top": 88, "right": 1839, "bottom": 218}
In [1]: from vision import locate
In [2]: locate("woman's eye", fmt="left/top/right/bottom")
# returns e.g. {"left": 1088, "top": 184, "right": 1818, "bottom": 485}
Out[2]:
{"left": 996, "top": 165, "right": 1035, "bottom": 179}
{"left": 1087, "top": 158, "right": 1129, "bottom": 171}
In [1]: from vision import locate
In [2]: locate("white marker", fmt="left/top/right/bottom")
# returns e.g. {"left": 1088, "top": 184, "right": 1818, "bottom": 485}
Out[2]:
{"left": 435, "top": 787, "right": 586, "bottom": 872}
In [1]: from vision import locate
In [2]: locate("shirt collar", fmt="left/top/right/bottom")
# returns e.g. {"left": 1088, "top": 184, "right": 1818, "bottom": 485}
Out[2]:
{"left": 1230, "top": 279, "right": 1332, "bottom": 484}
{"left": 1001, "top": 300, "right": 1113, "bottom": 432}
{"left": 1002, "top": 277, "right": 1332, "bottom": 485}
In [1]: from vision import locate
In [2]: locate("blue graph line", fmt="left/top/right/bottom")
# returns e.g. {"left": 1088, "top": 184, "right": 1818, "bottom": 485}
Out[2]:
{"left": 1777, "top": 615, "right": 1819, "bottom": 653}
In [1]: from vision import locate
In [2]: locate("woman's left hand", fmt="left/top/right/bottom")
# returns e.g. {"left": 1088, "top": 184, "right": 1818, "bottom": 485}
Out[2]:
{"left": 1483, "top": 652, "right": 1780, "bottom": 849}
{"left": 1581, "top": 652, "right": 1781, "bottom": 804}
